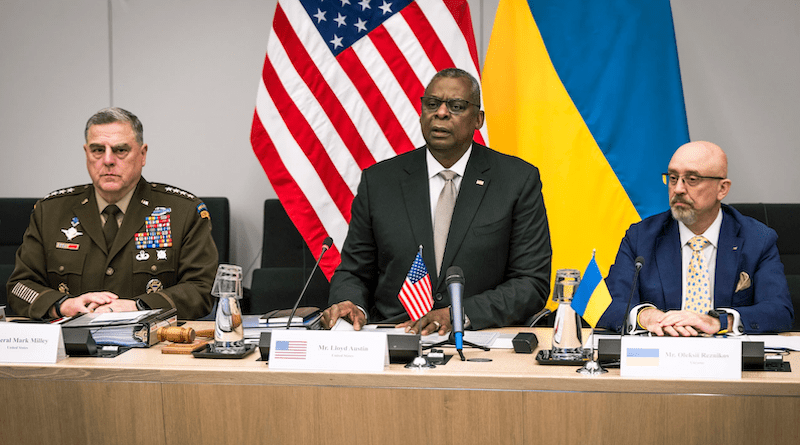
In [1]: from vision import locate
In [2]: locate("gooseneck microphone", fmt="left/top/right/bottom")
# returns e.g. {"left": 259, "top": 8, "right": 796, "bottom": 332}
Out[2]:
{"left": 621, "top": 256, "right": 645, "bottom": 335}
{"left": 286, "top": 237, "right": 333, "bottom": 329}
{"left": 446, "top": 266, "right": 466, "bottom": 361}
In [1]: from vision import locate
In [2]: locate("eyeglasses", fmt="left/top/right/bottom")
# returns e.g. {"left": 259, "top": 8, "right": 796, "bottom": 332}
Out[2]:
{"left": 662, "top": 173, "right": 726, "bottom": 187}
{"left": 420, "top": 96, "right": 479, "bottom": 115}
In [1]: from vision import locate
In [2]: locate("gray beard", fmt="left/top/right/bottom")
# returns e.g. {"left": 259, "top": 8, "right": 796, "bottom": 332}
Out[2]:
{"left": 671, "top": 205, "right": 697, "bottom": 226}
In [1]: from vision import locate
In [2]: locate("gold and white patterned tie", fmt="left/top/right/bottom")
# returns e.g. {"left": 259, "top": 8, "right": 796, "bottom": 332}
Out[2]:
{"left": 433, "top": 170, "right": 457, "bottom": 276}
{"left": 685, "top": 235, "right": 712, "bottom": 313}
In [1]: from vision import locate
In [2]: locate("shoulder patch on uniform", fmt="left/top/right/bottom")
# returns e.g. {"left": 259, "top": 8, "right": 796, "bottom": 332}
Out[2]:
{"left": 42, "top": 184, "right": 90, "bottom": 201}
{"left": 150, "top": 183, "right": 197, "bottom": 200}
{"left": 197, "top": 202, "right": 211, "bottom": 220}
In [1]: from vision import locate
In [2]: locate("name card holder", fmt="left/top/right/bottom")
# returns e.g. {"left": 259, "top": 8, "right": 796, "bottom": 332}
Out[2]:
{"left": 620, "top": 336, "right": 742, "bottom": 380}
{"left": 0, "top": 323, "right": 66, "bottom": 363}
{"left": 269, "top": 329, "right": 388, "bottom": 372}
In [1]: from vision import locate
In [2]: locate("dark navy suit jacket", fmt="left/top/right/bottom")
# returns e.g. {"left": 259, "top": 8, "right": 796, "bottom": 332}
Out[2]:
{"left": 329, "top": 143, "right": 552, "bottom": 330}
{"left": 598, "top": 204, "right": 793, "bottom": 333}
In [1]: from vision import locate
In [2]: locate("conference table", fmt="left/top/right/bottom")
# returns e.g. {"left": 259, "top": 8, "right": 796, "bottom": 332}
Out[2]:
{"left": 1, "top": 323, "right": 798, "bottom": 445}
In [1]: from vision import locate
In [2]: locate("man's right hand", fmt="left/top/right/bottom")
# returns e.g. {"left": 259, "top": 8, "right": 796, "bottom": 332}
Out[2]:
{"left": 51, "top": 292, "right": 120, "bottom": 318}
{"left": 322, "top": 301, "right": 366, "bottom": 330}
{"left": 639, "top": 307, "right": 718, "bottom": 337}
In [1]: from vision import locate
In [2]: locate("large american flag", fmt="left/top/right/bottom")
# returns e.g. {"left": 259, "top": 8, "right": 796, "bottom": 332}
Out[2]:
{"left": 398, "top": 250, "right": 433, "bottom": 320}
{"left": 251, "top": 0, "right": 488, "bottom": 278}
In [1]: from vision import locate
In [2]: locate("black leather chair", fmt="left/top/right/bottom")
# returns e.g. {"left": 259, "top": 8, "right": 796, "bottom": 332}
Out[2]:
{"left": 249, "top": 267, "right": 329, "bottom": 315}
{"left": 730, "top": 203, "right": 800, "bottom": 331}
{"left": 246, "top": 199, "right": 330, "bottom": 314}
{"left": 198, "top": 197, "right": 230, "bottom": 264}
{"left": 0, "top": 198, "right": 38, "bottom": 311}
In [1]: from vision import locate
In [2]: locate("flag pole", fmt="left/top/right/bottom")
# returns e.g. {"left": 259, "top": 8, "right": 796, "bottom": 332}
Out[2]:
{"left": 578, "top": 248, "right": 608, "bottom": 375}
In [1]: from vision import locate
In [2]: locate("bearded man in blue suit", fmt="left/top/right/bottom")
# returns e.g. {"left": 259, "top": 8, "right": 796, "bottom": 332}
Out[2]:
{"left": 599, "top": 141, "right": 793, "bottom": 335}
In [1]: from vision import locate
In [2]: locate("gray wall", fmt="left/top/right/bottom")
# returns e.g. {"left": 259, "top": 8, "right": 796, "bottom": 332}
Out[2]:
{"left": 2, "top": 0, "right": 798, "bottom": 284}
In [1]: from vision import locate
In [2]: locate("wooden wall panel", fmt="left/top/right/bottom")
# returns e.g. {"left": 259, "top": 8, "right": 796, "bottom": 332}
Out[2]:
{"left": 162, "top": 383, "right": 524, "bottom": 445}
{"left": 0, "top": 378, "right": 165, "bottom": 445}
{"left": 524, "top": 391, "right": 800, "bottom": 445}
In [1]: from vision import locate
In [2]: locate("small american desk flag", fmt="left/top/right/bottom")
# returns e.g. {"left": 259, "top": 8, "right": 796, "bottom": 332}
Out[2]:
{"left": 398, "top": 248, "right": 433, "bottom": 321}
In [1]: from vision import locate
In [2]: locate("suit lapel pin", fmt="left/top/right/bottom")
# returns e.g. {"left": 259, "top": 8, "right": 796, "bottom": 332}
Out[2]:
{"left": 733, "top": 246, "right": 738, "bottom": 251}
{"left": 476, "top": 179, "right": 485, "bottom": 186}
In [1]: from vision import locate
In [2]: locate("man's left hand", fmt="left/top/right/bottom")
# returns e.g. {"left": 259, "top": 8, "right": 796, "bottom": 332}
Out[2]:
{"left": 659, "top": 310, "right": 720, "bottom": 336}
{"left": 397, "top": 307, "right": 451, "bottom": 336}
{"left": 93, "top": 299, "right": 138, "bottom": 314}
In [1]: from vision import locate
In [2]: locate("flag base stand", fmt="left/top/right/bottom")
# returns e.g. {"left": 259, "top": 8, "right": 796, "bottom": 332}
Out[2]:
{"left": 577, "top": 359, "right": 608, "bottom": 375}
{"left": 577, "top": 330, "right": 607, "bottom": 375}
{"left": 404, "top": 355, "right": 436, "bottom": 369}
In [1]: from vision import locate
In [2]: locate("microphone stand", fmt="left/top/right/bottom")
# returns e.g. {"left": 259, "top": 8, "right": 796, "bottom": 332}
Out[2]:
{"left": 424, "top": 267, "right": 490, "bottom": 360}
{"left": 621, "top": 257, "right": 645, "bottom": 335}
{"left": 285, "top": 238, "right": 332, "bottom": 330}
{"left": 425, "top": 335, "right": 490, "bottom": 359}
{"left": 424, "top": 319, "right": 490, "bottom": 361}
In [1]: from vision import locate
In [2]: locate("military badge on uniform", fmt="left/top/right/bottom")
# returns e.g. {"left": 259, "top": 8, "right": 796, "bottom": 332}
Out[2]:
{"left": 61, "top": 217, "right": 83, "bottom": 241}
{"left": 157, "top": 250, "right": 167, "bottom": 260}
{"left": 146, "top": 278, "right": 163, "bottom": 294}
{"left": 61, "top": 226, "right": 83, "bottom": 241}
{"left": 136, "top": 250, "right": 150, "bottom": 261}
{"left": 58, "top": 283, "right": 69, "bottom": 294}
{"left": 135, "top": 208, "right": 173, "bottom": 249}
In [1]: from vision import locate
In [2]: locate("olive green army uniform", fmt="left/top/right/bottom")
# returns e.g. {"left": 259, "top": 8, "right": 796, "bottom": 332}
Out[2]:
{"left": 7, "top": 177, "right": 218, "bottom": 319}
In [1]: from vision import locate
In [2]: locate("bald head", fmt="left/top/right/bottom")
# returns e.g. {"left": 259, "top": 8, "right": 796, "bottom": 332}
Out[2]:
{"left": 667, "top": 141, "right": 731, "bottom": 234}
{"left": 669, "top": 141, "right": 728, "bottom": 179}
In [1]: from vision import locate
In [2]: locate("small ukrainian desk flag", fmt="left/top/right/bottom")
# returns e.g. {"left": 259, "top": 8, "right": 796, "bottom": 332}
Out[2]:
{"left": 570, "top": 255, "right": 612, "bottom": 328}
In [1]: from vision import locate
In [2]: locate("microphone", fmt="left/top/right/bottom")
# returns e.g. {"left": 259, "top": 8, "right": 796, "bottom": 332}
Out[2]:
{"left": 621, "top": 256, "right": 645, "bottom": 335}
{"left": 286, "top": 237, "right": 333, "bottom": 329}
{"left": 446, "top": 266, "right": 466, "bottom": 361}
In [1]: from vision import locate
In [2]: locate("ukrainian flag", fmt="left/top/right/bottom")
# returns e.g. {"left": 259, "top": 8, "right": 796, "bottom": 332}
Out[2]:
{"left": 482, "top": 0, "right": 689, "bottom": 311}
{"left": 570, "top": 255, "right": 612, "bottom": 328}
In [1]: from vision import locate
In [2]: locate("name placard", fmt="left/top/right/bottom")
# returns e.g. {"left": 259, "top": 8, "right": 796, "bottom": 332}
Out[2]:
{"left": 621, "top": 336, "right": 741, "bottom": 380}
{"left": 0, "top": 323, "right": 66, "bottom": 364}
{"left": 269, "top": 329, "right": 388, "bottom": 372}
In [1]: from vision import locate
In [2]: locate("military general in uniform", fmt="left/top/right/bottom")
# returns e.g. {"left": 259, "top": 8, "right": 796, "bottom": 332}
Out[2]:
{"left": 7, "top": 107, "right": 218, "bottom": 320}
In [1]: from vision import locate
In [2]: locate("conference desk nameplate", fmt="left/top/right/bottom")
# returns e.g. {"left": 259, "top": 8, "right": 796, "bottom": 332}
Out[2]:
{"left": 621, "top": 335, "right": 742, "bottom": 379}
{"left": 0, "top": 323, "right": 66, "bottom": 364}
{"left": 269, "top": 329, "right": 388, "bottom": 371}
